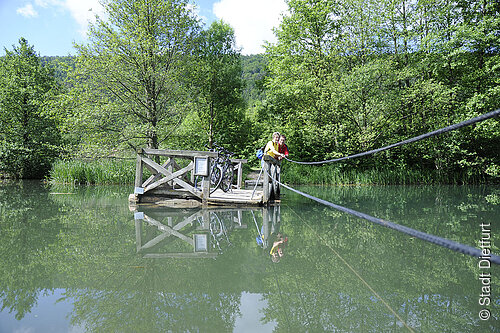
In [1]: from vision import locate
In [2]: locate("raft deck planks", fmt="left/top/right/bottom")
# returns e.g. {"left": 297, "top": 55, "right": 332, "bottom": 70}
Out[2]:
{"left": 207, "top": 188, "right": 263, "bottom": 206}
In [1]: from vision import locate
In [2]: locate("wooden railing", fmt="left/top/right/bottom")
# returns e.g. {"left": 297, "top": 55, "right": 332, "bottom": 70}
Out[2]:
{"left": 134, "top": 149, "right": 218, "bottom": 204}
{"left": 133, "top": 148, "right": 248, "bottom": 204}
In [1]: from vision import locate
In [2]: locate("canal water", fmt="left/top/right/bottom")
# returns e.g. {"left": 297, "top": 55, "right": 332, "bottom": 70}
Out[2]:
{"left": 0, "top": 180, "right": 498, "bottom": 332}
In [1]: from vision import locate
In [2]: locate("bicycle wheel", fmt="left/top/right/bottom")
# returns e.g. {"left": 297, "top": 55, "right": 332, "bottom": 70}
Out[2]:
{"left": 195, "top": 169, "right": 221, "bottom": 194}
{"left": 209, "top": 159, "right": 220, "bottom": 185}
{"left": 221, "top": 164, "right": 234, "bottom": 192}
{"left": 210, "top": 164, "right": 222, "bottom": 193}
{"left": 194, "top": 175, "right": 202, "bottom": 191}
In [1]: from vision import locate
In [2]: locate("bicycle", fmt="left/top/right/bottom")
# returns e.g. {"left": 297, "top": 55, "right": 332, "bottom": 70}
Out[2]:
{"left": 194, "top": 144, "right": 235, "bottom": 193}
{"left": 195, "top": 212, "right": 232, "bottom": 253}
{"left": 216, "top": 145, "right": 235, "bottom": 193}
{"left": 209, "top": 212, "right": 231, "bottom": 253}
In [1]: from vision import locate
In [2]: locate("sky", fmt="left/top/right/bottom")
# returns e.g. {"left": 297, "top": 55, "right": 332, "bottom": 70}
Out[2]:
{"left": 0, "top": 0, "right": 288, "bottom": 56}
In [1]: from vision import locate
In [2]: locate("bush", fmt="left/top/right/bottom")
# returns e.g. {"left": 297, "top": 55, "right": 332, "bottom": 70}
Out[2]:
{"left": 0, "top": 141, "right": 59, "bottom": 179}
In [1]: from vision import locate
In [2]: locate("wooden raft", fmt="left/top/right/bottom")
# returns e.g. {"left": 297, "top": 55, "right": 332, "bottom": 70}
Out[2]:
{"left": 128, "top": 148, "right": 280, "bottom": 206}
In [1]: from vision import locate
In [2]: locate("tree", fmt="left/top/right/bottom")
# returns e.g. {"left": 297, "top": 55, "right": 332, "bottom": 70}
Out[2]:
{"left": 241, "top": 54, "right": 268, "bottom": 103}
{"left": 263, "top": 0, "right": 499, "bottom": 182}
{"left": 188, "top": 20, "right": 245, "bottom": 149}
{"left": 265, "top": 0, "right": 344, "bottom": 161}
{"left": 68, "top": 0, "right": 200, "bottom": 153}
{"left": 0, "top": 38, "right": 62, "bottom": 178}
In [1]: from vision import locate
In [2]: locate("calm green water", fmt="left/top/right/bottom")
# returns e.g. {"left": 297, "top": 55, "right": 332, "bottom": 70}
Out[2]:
{"left": 0, "top": 180, "right": 498, "bottom": 332}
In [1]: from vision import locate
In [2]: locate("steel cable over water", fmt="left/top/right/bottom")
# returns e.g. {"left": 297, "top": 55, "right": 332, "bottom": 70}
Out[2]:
{"left": 285, "top": 108, "right": 500, "bottom": 165}
{"left": 264, "top": 169, "right": 500, "bottom": 265}
{"left": 265, "top": 108, "right": 500, "bottom": 262}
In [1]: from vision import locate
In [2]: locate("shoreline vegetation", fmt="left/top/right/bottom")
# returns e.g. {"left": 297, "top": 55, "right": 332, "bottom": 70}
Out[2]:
{"left": 48, "top": 159, "right": 136, "bottom": 185}
{"left": 1, "top": 2, "right": 498, "bottom": 184}
{"left": 47, "top": 158, "right": 497, "bottom": 186}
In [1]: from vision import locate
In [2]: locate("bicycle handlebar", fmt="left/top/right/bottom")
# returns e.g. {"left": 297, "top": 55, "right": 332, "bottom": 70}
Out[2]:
{"left": 206, "top": 143, "right": 234, "bottom": 156}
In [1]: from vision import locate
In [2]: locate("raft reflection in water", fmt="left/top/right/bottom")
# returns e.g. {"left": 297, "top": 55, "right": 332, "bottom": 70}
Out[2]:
{"left": 133, "top": 205, "right": 283, "bottom": 259}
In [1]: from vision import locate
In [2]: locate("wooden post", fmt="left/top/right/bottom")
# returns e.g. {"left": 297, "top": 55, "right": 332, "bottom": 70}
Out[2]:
{"left": 229, "top": 159, "right": 247, "bottom": 189}
{"left": 167, "top": 159, "right": 173, "bottom": 188}
{"left": 134, "top": 214, "right": 143, "bottom": 252}
{"left": 236, "top": 161, "right": 243, "bottom": 189}
{"left": 134, "top": 150, "right": 144, "bottom": 195}
{"left": 276, "top": 164, "right": 281, "bottom": 198}
{"left": 202, "top": 210, "right": 210, "bottom": 230}
{"left": 270, "top": 164, "right": 276, "bottom": 200}
{"left": 190, "top": 163, "right": 195, "bottom": 184}
{"left": 201, "top": 176, "right": 209, "bottom": 205}
{"left": 263, "top": 159, "right": 269, "bottom": 204}
{"left": 201, "top": 157, "right": 210, "bottom": 205}
{"left": 262, "top": 207, "right": 269, "bottom": 248}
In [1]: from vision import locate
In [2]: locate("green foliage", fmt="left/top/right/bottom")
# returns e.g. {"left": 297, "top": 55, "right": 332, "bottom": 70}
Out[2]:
{"left": 179, "top": 21, "right": 248, "bottom": 151}
{"left": 263, "top": 0, "right": 499, "bottom": 182}
{"left": 40, "top": 56, "right": 74, "bottom": 83}
{"left": 162, "top": 20, "right": 255, "bottom": 158}
{"left": 0, "top": 38, "right": 63, "bottom": 178}
{"left": 241, "top": 54, "right": 267, "bottom": 102}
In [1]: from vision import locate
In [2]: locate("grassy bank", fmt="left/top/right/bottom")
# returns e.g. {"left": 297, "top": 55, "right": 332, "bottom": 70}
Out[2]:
{"left": 49, "top": 159, "right": 136, "bottom": 185}
{"left": 281, "top": 163, "right": 493, "bottom": 185}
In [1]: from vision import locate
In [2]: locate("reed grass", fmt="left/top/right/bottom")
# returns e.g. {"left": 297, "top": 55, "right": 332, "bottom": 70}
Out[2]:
{"left": 49, "top": 159, "right": 136, "bottom": 185}
{"left": 281, "top": 163, "right": 487, "bottom": 185}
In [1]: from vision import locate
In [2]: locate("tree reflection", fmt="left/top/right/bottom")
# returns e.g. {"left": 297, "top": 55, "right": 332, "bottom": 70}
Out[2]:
{"left": 0, "top": 182, "right": 498, "bottom": 331}
{"left": 0, "top": 180, "right": 62, "bottom": 319}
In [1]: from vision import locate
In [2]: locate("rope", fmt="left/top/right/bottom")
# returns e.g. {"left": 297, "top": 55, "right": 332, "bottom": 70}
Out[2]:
{"left": 251, "top": 210, "right": 265, "bottom": 248}
{"left": 285, "top": 108, "right": 500, "bottom": 165}
{"left": 264, "top": 169, "right": 500, "bottom": 265}
{"left": 287, "top": 204, "right": 415, "bottom": 332}
{"left": 251, "top": 167, "right": 263, "bottom": 199}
